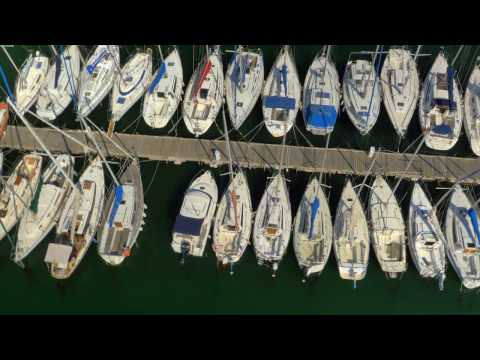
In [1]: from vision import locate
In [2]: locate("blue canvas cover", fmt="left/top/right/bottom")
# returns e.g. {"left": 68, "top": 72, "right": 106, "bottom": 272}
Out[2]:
{"left": 148, "top": 62, "right": 166, "bottom": 95}
{"left": 264, "top": 96, "right": 295, "bottom": 110}
{"left": 86, "top": 49, "right": 108, "bottom": 75}
{"left": 433, "top": 98, "right": 452, "bottom": 108}
{"left": 432, "top": 124, "right": 452, "bottom": 135}
{"left": 309, "top": 197, "right": 320, "bottom": 239}
{"left": 467, "top": 208, "right": 480, "bottom": 243}
{"left": 280, "top": 64, "right": 288, "bottom": 96}
{"left": 307, "top": 104, "right": 337, "bottom": 129}
{"left": 108, "top": 185, "right": 124, "bottom": 228}
{"left": 173, "top": 215, "right": 203, "bottom": 236}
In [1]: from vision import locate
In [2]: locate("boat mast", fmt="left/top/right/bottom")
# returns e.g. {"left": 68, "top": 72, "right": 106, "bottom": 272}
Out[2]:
{"left": 157, "top": 45, "right": 164, "bottom": 62}
{"left": 1, "top": 46, "right": 20, "bottom": 74}
{"left": 221, "top": 105, "right": 234, "bottom": 183}
{"left": 414, "top": 45, "right": 423, "bottom": 62}
{"left": 452, "top": 45, "right": 465, "bottom": 67}
{"left": 49, "top": 45, "right": 58, "bottom": 57}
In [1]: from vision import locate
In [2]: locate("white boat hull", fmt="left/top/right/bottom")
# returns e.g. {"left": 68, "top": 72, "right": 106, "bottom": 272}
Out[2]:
{"left": 15, "top": 53, "right": 49, "bottom": 115}
{"left": 464, "top": 65, "right": 480, "bottom": 156}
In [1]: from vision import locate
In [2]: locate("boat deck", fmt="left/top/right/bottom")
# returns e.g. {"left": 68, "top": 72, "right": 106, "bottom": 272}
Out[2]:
{"left": 2, "top": 125, "right": 480, "bottom": 184}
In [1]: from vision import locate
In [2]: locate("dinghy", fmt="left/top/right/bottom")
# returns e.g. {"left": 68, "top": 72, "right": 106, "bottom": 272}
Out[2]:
{"left": 253, "top": 173, "right": 292, "bottom": 276}
{"left": 143, "top": 47, "right": 183, "bottom": 129}
{"left": 343, "top": 57, "right": 381, "bottom": 135}
{"left": 15, "top": 154, "right": 74, "bottom": 262}
{"left": 0, "top": 101, "right": 9, "bottom": 140}
{"left": 77, "top": 45, "right": 120, "bottom": 117}
{"left": 15, "top": 51, "right": 49, "bottom": 115}
{"left": 0, "top": 153, "right": 43, "bottom": 242}
{"left": 380, "top": 47, "right": 420, "bottom": 138}
{"left": 182, "top": 46, "right": 223, "bottom": 137}
{"left": 419, "top": 51, "right": 463, "bottom": 151}
{"left": 464, "top": 61, "right": 480, "bottom": 156}
{"left": 333, "top": 180, "right": 369, "bottom": 282}
{"left": 225, "top": 46, "right": 264, "bottom": 130}
{"left": 98, "top": 159, "right": 145, "bottom": 266}
{"left": 262, "top": 45, "right": 301, "bottom": 138}
{"left": 44, "top": 156, "right": 105, "bottom": 279}
{"left": 368, "top": 176, "right": 407, "bottom": 278}
{"left": 293, "top": 176, "right": 332, "bottom": 279}
{"left": 302, "top": 46, "right": 340, "bottom": 135}
{"left": 171, "top": 170, "right": 218, "bottom": 259}
{"left": 36, "top": 45, "right": 81, "bottom": 121}
{"left": 213, "top": 170, "right": 252, "bottom": 267}
{"left": 110, "top": 49, "right": 152, "bottom": 123}
{"left": 443, "top": 186, "right": 480, "bottom": 289}
{"left": 408, "top": 182, "right": 446, "bottom": 289}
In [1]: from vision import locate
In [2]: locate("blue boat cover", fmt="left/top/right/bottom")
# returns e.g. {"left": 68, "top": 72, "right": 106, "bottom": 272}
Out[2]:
{"left": 280, "top": 64, "right": 288, "bottom": 96}
{"left": 467, "top": 208, "right": 480, "bottom": 242}
{"left": 433, "top": 124, "right": 452, "bottom": 135}
{"left": 108, "top": 185, "right": 124, "bottom": 228}
{"left": 264, "top": 96, "right": 295, "bottom": 110}
{"left": 86, "top": 49, "right": 108, "bottom": 75}
{"left": 308, "top": 196, "right": 320, "bottom": 239}
{"left": 307, "top": 104, "right": 337, "bottom": 129}
{"left": 173, "top": 215, "right": 203, "bottom": 236}
{"left": 315, "top": 91, "right": 330, "bottom": 99}
{"left": 148, "top": 62, "right": 166, "bottom": 95}
{"left": 230, "top": 55, "right": 240, "bottom": 87}
{"left": 0, "top": 63, "right": 15, "bottom": 101}
{"left": 117, "top": 97, "right": 126, "bottom": 104}
{"left": 433, "top": 98, "right": 451, "bottom": 108}
{"left": 447, "top": 67, "right": 457, "bottom": 111}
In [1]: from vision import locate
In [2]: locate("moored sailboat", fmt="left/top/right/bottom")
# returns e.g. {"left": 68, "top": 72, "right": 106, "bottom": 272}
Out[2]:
{"left": 182, "top": 46, "right": 223, "bottom": 137}
{"left": 419, "top": 50, "right": 463, "bottom": 151}
{"left": 408, "top": 182, "right": 446, "bottom": 290}
{"left": 262, "top": 45, "right": 301, "bottom": 138}
{"left": 143, "top": 47, "right": 184, "bottom": 129}
{"left": 302, "top": 45, "right": 340, "bottom": 135}
{"left": 44, "top": 156, "right": 105, "bottom": 279}
{"left": 293, "top": 176, "right": 332, "bottom": 280}
{"left": 15, "top": 154, "right": 74, "bottom": 262}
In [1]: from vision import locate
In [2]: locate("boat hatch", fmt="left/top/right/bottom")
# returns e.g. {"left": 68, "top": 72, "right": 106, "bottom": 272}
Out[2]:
{"left": 157, "top": 92, "right": 166, "bottom": 98}
{"left": 44, "top": 243, "right": 73, "bottom": 268}
{"left": 424, "top": 241, "right": 435, "bottom": 246}
{"left": 265, "top": 226, "right": 279, "bottom": 236}
{"left": 83, "top": 181, "right": 93, "bottom": 190}
{"left": 173, "top": 215, "right": 203, "bottom": 236}
{"left": 199, "top": 88, "right": 208, "bottom": 99}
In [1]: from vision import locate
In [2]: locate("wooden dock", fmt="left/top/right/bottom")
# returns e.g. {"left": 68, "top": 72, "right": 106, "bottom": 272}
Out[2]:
{"left": 2, "top": 125, "right": 480, "bottom": 184}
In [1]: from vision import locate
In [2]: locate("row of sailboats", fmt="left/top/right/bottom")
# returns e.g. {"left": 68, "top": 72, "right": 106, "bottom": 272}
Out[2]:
{"left": 5, "top": 45, "right": 480, "bottom": 155}
{"left": 0, "top": 46, "right": 147, "bottom": 279}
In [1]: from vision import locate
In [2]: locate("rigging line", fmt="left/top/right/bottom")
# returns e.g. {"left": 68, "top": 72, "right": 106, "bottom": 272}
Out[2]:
{"left": 167, "top": 115, "right": 184, "bottom": 135}
{"left": 293, "top": 123, "right": 314, "bottom": 148}
{"left": 120, "top": 113, "right": 142, "bottom": 133}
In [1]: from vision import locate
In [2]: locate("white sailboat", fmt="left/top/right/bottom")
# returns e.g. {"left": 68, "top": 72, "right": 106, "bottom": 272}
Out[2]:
{"left": 253, "top": 173, "right": 292, "bottom": 276}
{"left": 463, "top": 59, "right": 480, "bottom": 156}
{"left": 15, "top": 51, "right": 49, "bottom": 115}
{"left": 110, "top": 49, "right": 152, "bottom": 123}
{"left": 368, "top": 175, "right": 407, "bottom": 278}
{"left": 408, "top": 182, "right": 446, "bottom": 290}
{"left": 36, "top": 45, "right": 81, "bottom": 121}
{"left": 0, "top": 101, "right": 9, "bottom": 141}
{"left": 302, "top": 46, "right": 340, "bottom": 135}
{"left": 44, "top": 156, "right": 105, "bottom": 279}
{"left": 143, "top": 47, "right": 184, "bottom": 129}
{"left": 213, "top": 171, "right": 252, "bottom": 268}
{"left": 380, "top": 47, "right": 420, "bottom": 138}
{"left": 333, "top": 180, "right": 369, "bottom": 283}
{"left": 97, "top": 159, "right": 145, "bottom": 266}
{"left": 171, "top": 170, "right": 218, "bottom": 259}
{"left": 293, "top": 176, "right": 332, "bottom": 279}
{"left": 225, "top": 46, "right": 264, "bottom": 130}
{"left": 0, "top": 153, "right": 43, "bottom": 242}
{"left": 182, "top": 46, "right": 223, "bottom": 137}
{"left": 343, "top": 52, "right": 382, "bottom": 135}
{"left": 15, "top": 154, "right": 74, "bottom": 262}
{"left": 77, "top": 45, "right": 120, "bottom": 118}
{"left": 443, "top": 185, "right": 480, "bottom": 289}
{"left": 262, "top": 45, "right": 301, "bottom": 138}
{"left": 419, "top": 51, "right": 463, "bottom": 151}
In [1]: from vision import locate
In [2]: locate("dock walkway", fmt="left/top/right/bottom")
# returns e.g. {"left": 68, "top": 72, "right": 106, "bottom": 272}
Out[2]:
{"left": 2, "top": 125, "right": 480, "bottom": 184}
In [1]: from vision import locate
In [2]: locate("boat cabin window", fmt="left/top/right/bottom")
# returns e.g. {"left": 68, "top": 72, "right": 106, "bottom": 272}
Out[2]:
{"left": 424, "top": 241, "right": 435, "bottom": 246}
{"left": 156, "top": 91, "right": 166, "bottom": 98}
{"left": 436, "top": 73, "right": 448, "bottom": 91}
{"left": 199, "top": 88, "right": 209, "bottom": 99}
{"left": 236, "top": 102, "right": 243, "bottom": 108}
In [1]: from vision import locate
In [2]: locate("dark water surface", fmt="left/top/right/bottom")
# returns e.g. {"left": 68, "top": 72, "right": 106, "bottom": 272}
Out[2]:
{"left": 1, "top": 45, "right": 480, "bottom": 314}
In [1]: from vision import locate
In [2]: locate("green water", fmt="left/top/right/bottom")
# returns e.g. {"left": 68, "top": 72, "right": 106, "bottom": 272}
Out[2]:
{"left": 1, "top": 45, "right": 480, "bottom": 315}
